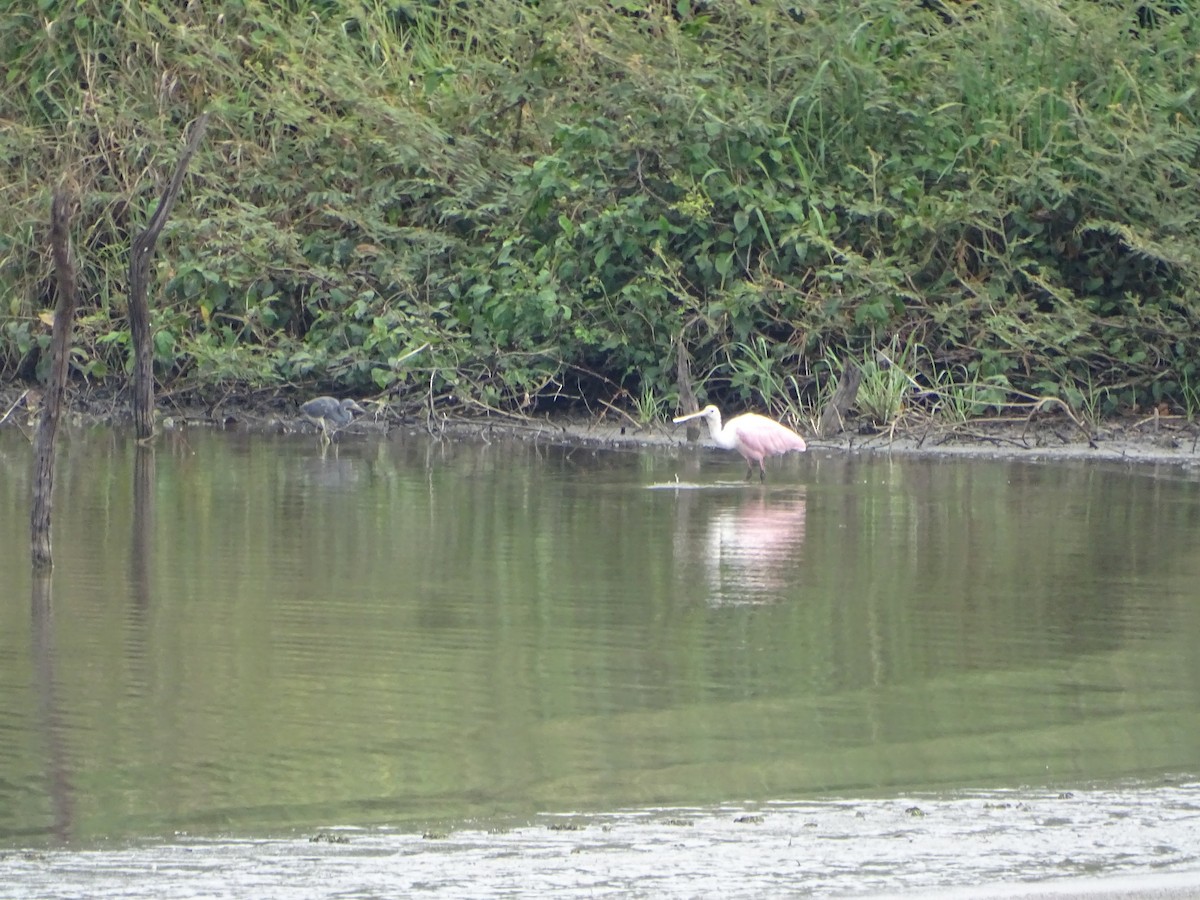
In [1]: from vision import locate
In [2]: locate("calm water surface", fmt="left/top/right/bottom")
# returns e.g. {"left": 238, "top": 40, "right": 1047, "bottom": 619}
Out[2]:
{"left": 1, "top": 424, "right": 1198, "bottom": 894}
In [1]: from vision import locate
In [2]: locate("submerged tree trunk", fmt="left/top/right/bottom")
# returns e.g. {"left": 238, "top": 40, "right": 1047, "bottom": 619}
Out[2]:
{"left": 31, "top": 190, "right": 80, "bottom": 570}
{"left": 128, "top": 112, "right": 210, "bottom": 440}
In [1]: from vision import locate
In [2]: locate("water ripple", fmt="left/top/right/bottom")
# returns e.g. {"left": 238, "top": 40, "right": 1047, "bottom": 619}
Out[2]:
{"left": 2, "top": 782, "right": 1198, "bottom": 898}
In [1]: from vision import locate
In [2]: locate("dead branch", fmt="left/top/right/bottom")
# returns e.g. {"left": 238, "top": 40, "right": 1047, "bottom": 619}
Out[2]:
{"left": 1021, "top": 396, "right": 1094, "bottom": 443}
{"left": 675, "top": 328, "right": 701, "bottom": 440}
{"left": 129, "top": 111, "right": 210, "bottom": 440}
{"left": 817, "top": 358, "right": 863, "bottom": 438}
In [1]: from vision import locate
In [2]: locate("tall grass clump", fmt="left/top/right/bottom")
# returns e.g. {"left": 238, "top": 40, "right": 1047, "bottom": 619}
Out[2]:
{"left": 1, "top": 0, "right": 1198, "bottom": 419}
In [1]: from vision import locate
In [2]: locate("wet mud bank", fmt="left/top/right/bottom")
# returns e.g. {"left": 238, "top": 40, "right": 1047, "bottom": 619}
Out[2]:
{"left": 5, "top": 385, "right": 1199, "bottom": 469}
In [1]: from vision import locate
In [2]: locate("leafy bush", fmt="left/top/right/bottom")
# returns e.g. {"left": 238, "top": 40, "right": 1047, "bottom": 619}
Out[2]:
{"left": 1, "top": 0, "right": 1197, "bottom": 419}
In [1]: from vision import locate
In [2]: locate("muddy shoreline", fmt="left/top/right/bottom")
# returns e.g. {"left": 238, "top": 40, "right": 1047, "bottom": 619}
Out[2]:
{"left": 5, "top": 386, "right": 1198, "bottom": 469}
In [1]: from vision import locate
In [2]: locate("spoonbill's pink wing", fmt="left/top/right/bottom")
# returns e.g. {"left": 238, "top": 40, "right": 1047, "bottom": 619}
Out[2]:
{"left": 730, "top": 413, "right": 807, "bottom": 462}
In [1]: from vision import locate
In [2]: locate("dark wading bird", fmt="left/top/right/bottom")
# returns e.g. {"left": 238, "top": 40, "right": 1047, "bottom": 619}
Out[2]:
{"left": 301, "top": 396, "right": 366, "bottom": 443}
{"left": 674, "top": 404, "right": 807, "bottom": 482}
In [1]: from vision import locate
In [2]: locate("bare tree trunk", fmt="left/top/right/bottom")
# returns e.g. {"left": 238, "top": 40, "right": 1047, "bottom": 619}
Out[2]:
{"left": 817, "top": 359, "right": 863, "bottom": 438}
{"left": 675, "top": 333, "right": 700, "bottom": 441}
{"left": 31, "top": 190, "right": 80, "bottom": 570}
{"left": 129, "top": 112, "right": 210, "bottom": 440}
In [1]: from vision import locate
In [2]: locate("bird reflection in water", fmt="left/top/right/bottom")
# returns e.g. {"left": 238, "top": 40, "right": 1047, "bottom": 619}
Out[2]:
{"left": 691, "top": 493, "right": 808, "bottom": 605}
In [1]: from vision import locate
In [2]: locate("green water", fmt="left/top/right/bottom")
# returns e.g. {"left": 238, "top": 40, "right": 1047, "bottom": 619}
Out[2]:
{"left": 1, "top": 426, "right": 1198, "bottom": 848}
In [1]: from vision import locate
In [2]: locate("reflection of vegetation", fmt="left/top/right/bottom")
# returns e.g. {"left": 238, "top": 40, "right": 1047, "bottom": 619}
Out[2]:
{"left": 2, "top": 1, "right": 1199, "bottom": 421}
{"left": 1, "top": 431, "right": 1199, "bottom": 841}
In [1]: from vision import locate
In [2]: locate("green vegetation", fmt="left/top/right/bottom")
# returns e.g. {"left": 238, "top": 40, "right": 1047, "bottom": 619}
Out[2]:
{"left": 2, "top": 0, "right": 1198, "bottom": 426}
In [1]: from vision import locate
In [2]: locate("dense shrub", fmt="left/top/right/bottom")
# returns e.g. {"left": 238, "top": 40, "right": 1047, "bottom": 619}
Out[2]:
{"left": 2, "top": 0, "right": 1198, "bottom": 419}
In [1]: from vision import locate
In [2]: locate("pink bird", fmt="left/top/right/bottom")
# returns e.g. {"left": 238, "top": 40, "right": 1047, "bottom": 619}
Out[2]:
{"left": 674, "top": 404, "right": 808, "bottom": 482}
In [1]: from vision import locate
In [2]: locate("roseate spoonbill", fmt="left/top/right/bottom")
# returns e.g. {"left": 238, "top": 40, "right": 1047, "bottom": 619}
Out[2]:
{"left": 301, "top": 396, "right": 365, "bottom": 443}
{"left": 674, "top": 404, "right": 807, "bottom": 482}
